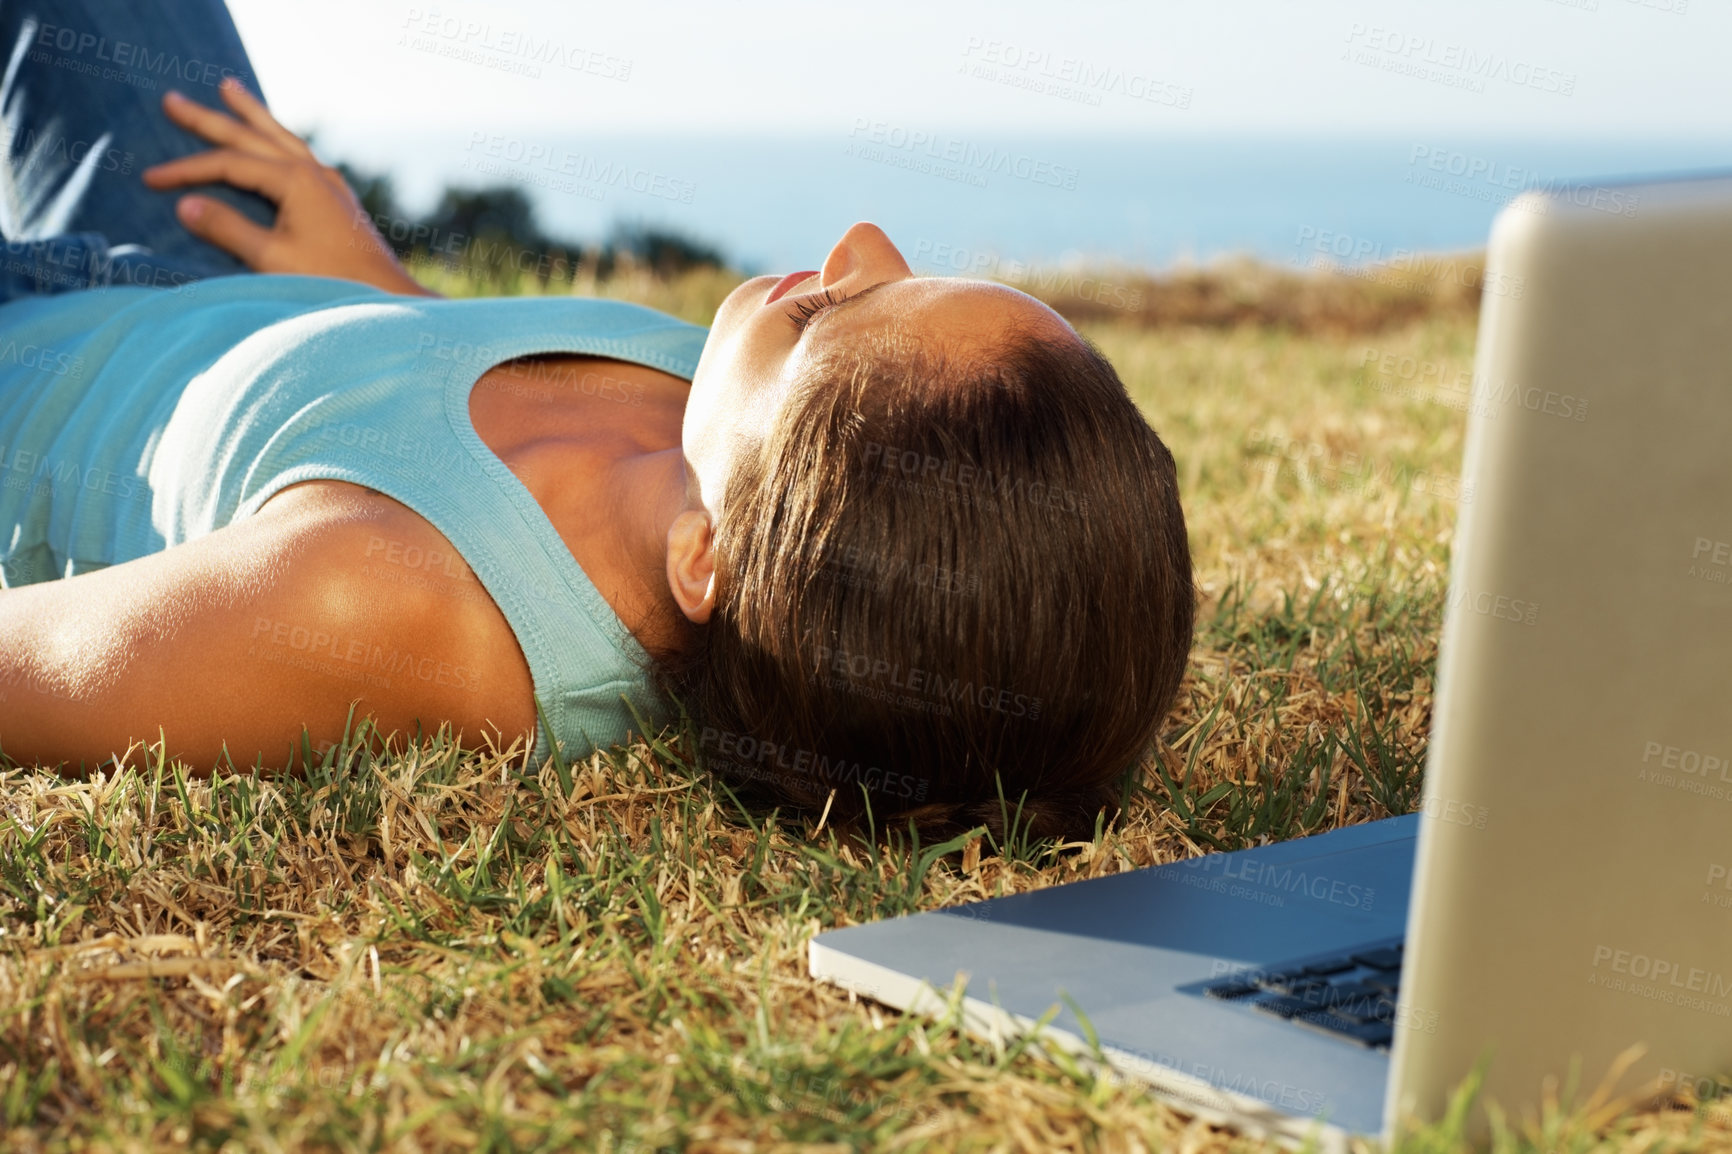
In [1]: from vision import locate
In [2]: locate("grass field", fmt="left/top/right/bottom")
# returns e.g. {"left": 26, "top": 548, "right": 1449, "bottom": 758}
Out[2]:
{"left": 3, "top": 258, "right": 1729, "bottom": 1152}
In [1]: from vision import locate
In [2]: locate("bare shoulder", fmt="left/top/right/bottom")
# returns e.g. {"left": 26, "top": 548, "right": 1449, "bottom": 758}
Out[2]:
{"left": 251, "top": 479, "right": 538, "bottom": 735}
{"left": 0, "top": 480, "right": 535, "bottom": 771}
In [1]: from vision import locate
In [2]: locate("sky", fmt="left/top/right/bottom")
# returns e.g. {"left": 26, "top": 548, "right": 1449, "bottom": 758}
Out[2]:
{"left": 215, "top": 0, "right": 1729, "bottom": 272}
{"left": 228, "top": 0, "right": 1727, "bottom": 140}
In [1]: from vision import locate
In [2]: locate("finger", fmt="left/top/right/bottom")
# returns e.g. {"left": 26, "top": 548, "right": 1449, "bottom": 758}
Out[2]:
{"left": 174, "top": 196, "right": 275, "bottom": 268}
{"left": 160, "top": 89, "right": 282, "bottom": 160}
{"left": 142, "top": 150, "right": 292, "bottom": 203}
{"left": 218, "top": 76, "right": 315, "bottom": 160}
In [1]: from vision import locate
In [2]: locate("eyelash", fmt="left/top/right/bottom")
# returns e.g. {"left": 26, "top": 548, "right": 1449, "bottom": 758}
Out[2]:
{"left": 786, "top": 288, "right": 849, "bottom": 332}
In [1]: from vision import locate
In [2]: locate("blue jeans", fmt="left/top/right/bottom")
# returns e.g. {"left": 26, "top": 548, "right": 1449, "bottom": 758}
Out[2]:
{"left": 0, "top": 0, "right": 274, "bottom": 303}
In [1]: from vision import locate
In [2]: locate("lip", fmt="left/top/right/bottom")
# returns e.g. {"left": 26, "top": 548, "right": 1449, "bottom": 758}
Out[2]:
{"left": 765, "top": 270, "right": 819, "bottom": 304}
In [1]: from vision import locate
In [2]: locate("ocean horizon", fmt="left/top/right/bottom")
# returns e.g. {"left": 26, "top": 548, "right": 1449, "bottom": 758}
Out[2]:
{"left": 320, "top": 129, "right": 1732, "bottom": 277}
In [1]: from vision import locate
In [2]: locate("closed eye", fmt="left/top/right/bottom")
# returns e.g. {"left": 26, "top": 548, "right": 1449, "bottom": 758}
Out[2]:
{"left": 786, "top": 288, "right": 849, "bottom": 332}
{"left": 783, "top": 282, "right": 889, "bottom": 335}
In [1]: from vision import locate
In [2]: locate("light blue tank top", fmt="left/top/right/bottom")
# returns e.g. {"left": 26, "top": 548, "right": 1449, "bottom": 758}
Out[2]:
{"left": 0, "top": 274, "right": 709, "bottom": 766}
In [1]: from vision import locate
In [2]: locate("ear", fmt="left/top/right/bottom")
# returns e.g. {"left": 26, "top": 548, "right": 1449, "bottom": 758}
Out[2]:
{"left": 666, "top": 508, "right": 717, "bottom": 624}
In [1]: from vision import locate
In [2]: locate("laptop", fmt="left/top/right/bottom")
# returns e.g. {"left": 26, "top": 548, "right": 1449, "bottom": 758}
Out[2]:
{"left": 808, "top": 172, "right": 1732, "bottom": 1148}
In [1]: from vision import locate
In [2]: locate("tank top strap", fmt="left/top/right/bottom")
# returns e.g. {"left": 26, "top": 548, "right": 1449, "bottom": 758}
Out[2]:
{"left": 233, "top": 294, "right": 707, "bottom": 767}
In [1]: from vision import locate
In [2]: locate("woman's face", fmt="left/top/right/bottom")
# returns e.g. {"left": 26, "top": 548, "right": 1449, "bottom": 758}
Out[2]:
{"left": 681, "top": 221, "right": 1079, "bottom": 515}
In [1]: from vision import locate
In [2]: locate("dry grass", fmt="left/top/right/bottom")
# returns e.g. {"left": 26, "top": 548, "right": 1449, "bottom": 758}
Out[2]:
{"left": 1020, "top": 252, "right": 1487, "bottom": 336}
{"left": 3, "top": 260, "right": 1728, "bottom": 1152}
{"left": 406, "top": 255, "right": 743, "bottom": 328}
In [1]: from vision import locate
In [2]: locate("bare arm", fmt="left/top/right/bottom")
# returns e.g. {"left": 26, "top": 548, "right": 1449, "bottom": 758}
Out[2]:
{"left": 140, "top": 79, "right": 437, "bottom": 298}
{"left": 0, "top": 491, "right": 535, "bottom": 773}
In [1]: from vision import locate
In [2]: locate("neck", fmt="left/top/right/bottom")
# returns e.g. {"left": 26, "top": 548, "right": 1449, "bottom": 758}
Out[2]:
{"left": 608, "top": 446, "right": 701, "bottom": 657}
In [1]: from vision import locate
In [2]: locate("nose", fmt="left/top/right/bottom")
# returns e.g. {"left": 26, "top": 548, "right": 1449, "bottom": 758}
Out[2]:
{"left": 819, "top": 222, "right": 913, "bottom": 291}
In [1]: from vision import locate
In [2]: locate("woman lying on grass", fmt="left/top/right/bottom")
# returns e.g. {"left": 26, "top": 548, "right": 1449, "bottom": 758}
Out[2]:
{"left": 0, "top": 0, "right": 1193, "bottom": 842}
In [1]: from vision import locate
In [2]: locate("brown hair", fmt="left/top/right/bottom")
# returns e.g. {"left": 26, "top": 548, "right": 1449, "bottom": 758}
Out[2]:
{"left": 654, "top": 326, "right": 1193, "bottom": 844}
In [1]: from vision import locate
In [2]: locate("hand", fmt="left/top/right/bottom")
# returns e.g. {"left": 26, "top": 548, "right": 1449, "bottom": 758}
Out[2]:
{"left": 142, "top": 78, "right": 435, "bottom": 297}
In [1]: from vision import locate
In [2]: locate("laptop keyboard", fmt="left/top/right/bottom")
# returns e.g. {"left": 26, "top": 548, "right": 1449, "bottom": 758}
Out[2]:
{"left": 1194, "top": 936, "right": 1406, "bottom": 1050}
